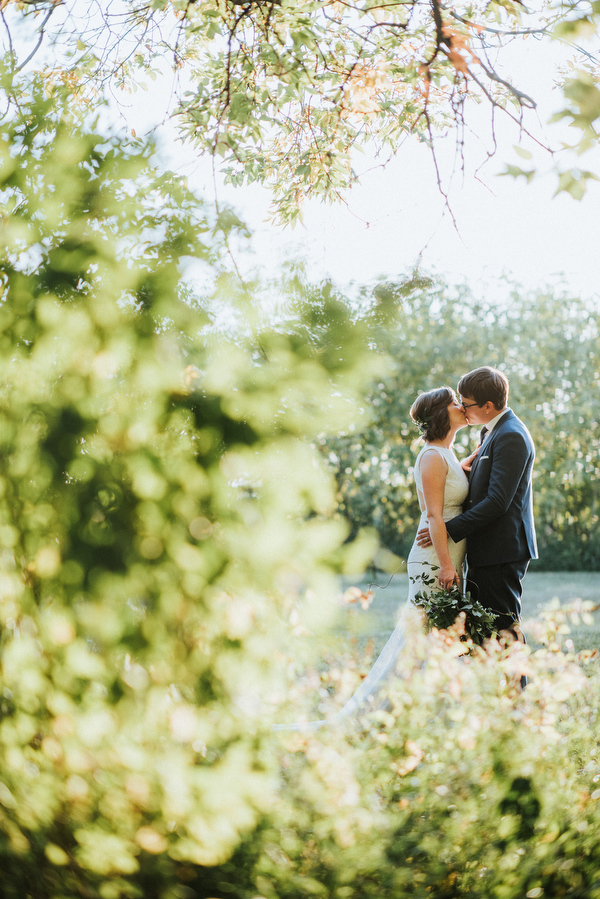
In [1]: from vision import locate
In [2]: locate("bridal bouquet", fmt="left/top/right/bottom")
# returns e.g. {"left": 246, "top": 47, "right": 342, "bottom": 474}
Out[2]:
{"left": 411, "top": 570, "right": 497, "bottom": 646}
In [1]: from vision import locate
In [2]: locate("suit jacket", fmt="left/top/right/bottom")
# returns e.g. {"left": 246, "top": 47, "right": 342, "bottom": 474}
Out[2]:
{"left": 445, "top": 409, "right": 538, "bottom": 567}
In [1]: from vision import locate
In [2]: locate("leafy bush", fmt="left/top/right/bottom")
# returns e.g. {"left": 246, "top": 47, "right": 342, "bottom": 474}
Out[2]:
{"left": 205, "top": 608, "right": 600, "bottom": 899}
{"left": 0, "top": 74, "right": 380, "bottom": 896}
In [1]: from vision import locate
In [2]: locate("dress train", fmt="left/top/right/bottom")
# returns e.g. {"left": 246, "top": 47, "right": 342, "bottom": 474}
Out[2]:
{"left": 273, "top": 602, "right": 418, "bottom": 731}
{"left": 273, "top": 445, "right": 468, "bottom": 732}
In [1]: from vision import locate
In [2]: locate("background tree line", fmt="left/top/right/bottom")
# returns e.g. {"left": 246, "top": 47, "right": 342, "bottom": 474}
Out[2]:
{"left": 314, "top": 278, "right": 600, "bottom": 570}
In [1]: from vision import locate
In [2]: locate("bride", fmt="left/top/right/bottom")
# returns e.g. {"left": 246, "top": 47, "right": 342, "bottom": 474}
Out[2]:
{"left": 275, "top": 386, "right": 474, "bottom": 730}
{"left": 407, "top": 386, "right": 471, "bottom": 599}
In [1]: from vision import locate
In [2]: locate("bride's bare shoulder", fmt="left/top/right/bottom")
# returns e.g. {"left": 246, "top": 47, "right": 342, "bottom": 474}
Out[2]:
{"left": 418, "top": 447, "right": 449, "bottom": 471}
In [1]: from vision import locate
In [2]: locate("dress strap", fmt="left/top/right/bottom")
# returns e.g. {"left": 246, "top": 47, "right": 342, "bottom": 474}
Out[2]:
{"left": 417, "top": 446, "right": 449, "bottom": 471}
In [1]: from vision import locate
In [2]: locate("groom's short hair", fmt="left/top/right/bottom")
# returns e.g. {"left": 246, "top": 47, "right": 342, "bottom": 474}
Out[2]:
{"left": 458, "top": 367, "right": 509, "bottom": 410}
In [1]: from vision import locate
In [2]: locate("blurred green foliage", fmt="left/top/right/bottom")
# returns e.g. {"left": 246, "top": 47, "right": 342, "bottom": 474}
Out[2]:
{"left": 185, "top": 609, "right": 600, "bottom": 899}
{"left": 0, "top": 73, "right": 383, "bottom": 895}
{"left": 319, "top": 280, "right": 600, "bottom": 570}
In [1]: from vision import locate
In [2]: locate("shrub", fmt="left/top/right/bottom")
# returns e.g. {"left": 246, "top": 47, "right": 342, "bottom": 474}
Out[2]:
{"left": 210, "top": 608, "right": 600, "bottom": 899}
{"left": 0, "top": 75, "right": 379, "bottom": 897}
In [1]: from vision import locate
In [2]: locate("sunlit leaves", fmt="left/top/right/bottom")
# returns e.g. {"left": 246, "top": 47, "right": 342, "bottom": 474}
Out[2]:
{"left": 554, "top": 167, "right": 600, "bottom": 199}
{"left": 502, "top": 163, "right": 536, "bottom": 183}
{"left": 263, "top": 613, "right": 600, "bottom": 899}
{"left": 0, "top": 74, "right": 383, "bottom": 892}
{"left": 552, "top": 71, "right": 600, "bottom": 154}
{"left": 2, "top": 0, "right": 585, "bottom": 221}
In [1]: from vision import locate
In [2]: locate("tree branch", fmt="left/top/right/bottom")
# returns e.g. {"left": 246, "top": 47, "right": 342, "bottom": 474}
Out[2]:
{"left": 475, "top": 56, "right": 537, "bottom": 110}
{"left": 459, "top": 57, "right": 550, "bottom": 151}
{"left": 424, "top": 0, "right": 450, "bottom": 66}
{"left": 15, "top": 4, "right": 57, "bottom": 73}
{"left": 0, "top": 8, "right": 16, "bottom": 70}
{"left": 443, "top": 6, "right": 549, "bottom": 37}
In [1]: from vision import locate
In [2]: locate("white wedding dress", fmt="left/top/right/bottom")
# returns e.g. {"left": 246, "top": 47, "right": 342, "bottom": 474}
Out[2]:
{"left": 274, "top": 445, "right": 469, "bottom": 730}
{"left": 406, "top": 445, "right": 469, "bottom": 600}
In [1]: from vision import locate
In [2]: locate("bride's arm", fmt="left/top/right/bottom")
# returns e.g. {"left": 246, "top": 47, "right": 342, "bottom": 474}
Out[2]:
{"left": 419, "top": 452, "right": 459, "bottom": 590}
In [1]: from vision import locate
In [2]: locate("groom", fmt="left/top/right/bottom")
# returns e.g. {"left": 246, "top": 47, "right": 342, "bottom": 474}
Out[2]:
{"left": 418, "top": 366, "right": 537, "bottom": 640}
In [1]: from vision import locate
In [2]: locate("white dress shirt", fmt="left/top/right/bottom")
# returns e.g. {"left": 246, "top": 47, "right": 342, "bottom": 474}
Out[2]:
{"left": 481, "top": 407, "right": 510, "bottom": 444}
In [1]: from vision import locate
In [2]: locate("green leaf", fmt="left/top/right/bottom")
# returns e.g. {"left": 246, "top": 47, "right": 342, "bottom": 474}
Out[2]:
{"left": 513, "top": 145, "right": 533, "bottom": 160}
{"left": 500, "top": 164, "right": 536, "bottom": 183}
{"left": 554, "top": 168, "right": 600, "bottom": 200}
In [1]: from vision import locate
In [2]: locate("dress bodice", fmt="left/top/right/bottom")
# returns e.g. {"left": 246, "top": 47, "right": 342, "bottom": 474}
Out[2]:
{"left": 413, "top": 445, "right": 469, "bottom": 520}
{"left": 406, "top": 445, "right": 469, "bottom": 598}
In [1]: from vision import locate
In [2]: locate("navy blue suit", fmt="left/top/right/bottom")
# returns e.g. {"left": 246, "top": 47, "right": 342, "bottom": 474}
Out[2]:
{"left": 446, "top": 409, "right": 537, "bottom": 633}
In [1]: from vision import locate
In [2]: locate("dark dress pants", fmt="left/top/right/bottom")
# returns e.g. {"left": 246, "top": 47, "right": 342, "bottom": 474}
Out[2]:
{"left": 466, "top": 558, "right": 530, "bottom": 689}
{"left": 465, "top": 558, "right": 530, "bottom": 639}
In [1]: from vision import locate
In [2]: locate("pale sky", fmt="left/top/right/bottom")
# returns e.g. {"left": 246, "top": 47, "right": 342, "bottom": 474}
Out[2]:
{"left": 125, "top": 32, "right": 600, "bottom": 301}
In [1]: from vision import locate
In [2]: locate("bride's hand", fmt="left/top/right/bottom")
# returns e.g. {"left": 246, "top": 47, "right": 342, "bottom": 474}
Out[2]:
{"left": 438, "top": 565, "right": 459, "bottom": 590}
{"left": 461, "top": 445, "right": 481, "bottom": 472}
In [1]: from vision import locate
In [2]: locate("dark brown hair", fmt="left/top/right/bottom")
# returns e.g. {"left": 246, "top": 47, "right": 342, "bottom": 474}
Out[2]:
{"left": 410, "top": 386, "right": 455, "bottom": 442}
{"left": 457, "top": 367, "right": 509, "bottom": 411}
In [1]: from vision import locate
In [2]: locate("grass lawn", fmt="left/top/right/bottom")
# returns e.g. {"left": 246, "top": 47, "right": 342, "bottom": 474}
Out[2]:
{"left": 335, "top": 571, "right": 600, "bottom": 653}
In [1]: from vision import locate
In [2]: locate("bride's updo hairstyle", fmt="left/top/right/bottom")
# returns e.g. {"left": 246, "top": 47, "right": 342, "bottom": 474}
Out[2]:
{"left": 410, "top": 386, "right": 454, "bottom": 442}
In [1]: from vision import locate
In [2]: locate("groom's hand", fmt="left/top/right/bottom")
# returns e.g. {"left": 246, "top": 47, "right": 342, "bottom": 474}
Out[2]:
{"left": 416, "top": 527, "right": 433, "bottom": 548}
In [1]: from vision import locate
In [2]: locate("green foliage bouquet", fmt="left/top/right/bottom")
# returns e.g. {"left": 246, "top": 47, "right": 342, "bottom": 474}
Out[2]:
{"left": 411, "top": 568, "right": 498, "bottom": 645}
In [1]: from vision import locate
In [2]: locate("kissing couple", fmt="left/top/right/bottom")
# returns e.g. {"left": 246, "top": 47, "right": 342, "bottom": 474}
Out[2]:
{"left": 337, "top": 365, "right": 538, "bottom": 720}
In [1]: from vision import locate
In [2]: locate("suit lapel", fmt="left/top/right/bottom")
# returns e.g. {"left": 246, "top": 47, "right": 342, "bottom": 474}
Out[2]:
{"left": 469, "top": 410, "right": 513, "bottom": 480}
{"left": 469, "top": 446, "right": 486, "bottom": 479}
